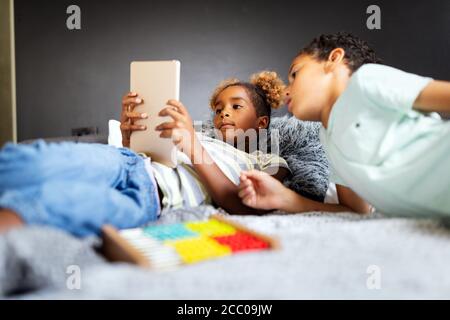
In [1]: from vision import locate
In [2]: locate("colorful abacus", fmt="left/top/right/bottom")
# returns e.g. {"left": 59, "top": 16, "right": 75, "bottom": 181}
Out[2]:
{"left": 101, "top": 215, "right": 278, "bottom": 269}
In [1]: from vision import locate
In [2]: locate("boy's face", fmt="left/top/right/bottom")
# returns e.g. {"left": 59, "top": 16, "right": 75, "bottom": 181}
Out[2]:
{"left": 285, "top": 54, "right": 344, "bottom": 121}
{"left": 212, "top": 86, "right": 268, "bottom": 142}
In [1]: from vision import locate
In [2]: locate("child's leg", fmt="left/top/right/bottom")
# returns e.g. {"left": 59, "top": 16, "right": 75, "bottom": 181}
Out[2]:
{"left": 0, "top": 140, "right": 127, "bottom": 190}
{"left": 0, "top": 140, "right": 160, "bottom": 236}
{"left": 0, "top": 180, "right": 155, "bottom": 237}
{"left": 0, "top": 209, "right": 23, "bottom": 233}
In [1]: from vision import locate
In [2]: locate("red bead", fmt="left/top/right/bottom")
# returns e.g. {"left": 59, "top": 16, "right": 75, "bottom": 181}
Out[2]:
{"left": 212, "top": 232, "right": 269, "bottom": 252}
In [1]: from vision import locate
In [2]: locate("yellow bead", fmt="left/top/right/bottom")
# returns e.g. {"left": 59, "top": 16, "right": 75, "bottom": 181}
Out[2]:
{"left": 185, "top": 219, "right": 236, "bottom": 237}
{"left": 168, "top": 236, "right": 231, "bottom": 264}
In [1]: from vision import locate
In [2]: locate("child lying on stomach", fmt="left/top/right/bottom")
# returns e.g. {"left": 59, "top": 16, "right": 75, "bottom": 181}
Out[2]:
{"left": 0, "top": 71, "right": 290, "bottom": 237}
{"left": 239, "top": 32, "right": 450, "bottom": 217}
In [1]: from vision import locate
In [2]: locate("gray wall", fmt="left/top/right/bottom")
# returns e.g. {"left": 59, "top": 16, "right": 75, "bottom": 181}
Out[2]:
{"left": 15, "top": 0, "right": 450, "bottom": 141}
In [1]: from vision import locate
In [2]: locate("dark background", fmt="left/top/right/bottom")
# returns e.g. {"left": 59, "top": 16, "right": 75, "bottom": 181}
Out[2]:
{"left": 15, "top": 0, "right": 450, "bottom": 140}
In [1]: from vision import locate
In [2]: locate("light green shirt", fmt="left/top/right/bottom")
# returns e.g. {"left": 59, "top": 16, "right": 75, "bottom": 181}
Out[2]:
{"left": 320, "top": 64, "right": 450, "bottom": 217}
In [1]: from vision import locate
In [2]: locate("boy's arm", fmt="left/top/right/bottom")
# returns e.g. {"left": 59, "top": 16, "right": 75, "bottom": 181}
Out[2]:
{"left": 239, "top": 170, "right": 371, "bottom": 214}
{"left": 274, "top": 184, "right": 370, "bottom": 213}
{"left": 335, "top": 185, "right": 372, "bottom": 213}
{"left": 414, "top": 80, "right": 450, "bottom": 113}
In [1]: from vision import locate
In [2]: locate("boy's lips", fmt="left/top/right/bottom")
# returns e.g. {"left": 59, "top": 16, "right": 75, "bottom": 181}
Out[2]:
{"left": 220, "top": 122, "right": 235, "bottom": 129}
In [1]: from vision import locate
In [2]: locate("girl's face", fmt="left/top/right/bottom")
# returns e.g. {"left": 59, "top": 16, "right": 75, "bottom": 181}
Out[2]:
{"left": 212, "top": 86, "right": 268, "bottom": 142}
{"left": 285, "top": 54, "right": 334, "bottom": 121}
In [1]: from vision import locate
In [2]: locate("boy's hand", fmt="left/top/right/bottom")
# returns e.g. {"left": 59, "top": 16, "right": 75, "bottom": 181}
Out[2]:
{"left": 156, "top": 100, "right": 198, "bottom": 157}
{"left": 120, "top": 92, "right": 148, "bottom": 148}
{"left": 238, "top": 170, "right": 289, "bottom": 210}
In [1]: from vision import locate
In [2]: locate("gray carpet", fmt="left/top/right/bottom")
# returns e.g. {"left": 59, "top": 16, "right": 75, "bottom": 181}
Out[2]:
{"left": 2, "top": 206, "right": 450, "bottom": 299}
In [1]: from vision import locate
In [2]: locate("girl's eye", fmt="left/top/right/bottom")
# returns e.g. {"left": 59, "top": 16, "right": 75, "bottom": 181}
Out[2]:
{"left": 291, "top": 71, "right": 297, "bottom": 79}
{"left": 233, "top": 104, "right": 242, "bottom": 109}
{"left": 215, "top": 109, "right": 222, "bottom": 115}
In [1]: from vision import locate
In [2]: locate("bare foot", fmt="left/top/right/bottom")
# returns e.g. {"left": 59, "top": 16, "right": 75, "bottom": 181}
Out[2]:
{"left": 0, "top": 209, "right": 24, "bottom": 233}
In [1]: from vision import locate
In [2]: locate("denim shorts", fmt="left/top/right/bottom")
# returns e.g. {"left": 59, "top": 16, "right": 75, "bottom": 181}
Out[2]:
{"left": 0, "top": 140, "right": 160, "bottom": 237}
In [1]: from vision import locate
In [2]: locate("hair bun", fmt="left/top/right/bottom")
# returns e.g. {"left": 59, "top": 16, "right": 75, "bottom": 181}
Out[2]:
{"left": 250, "top": 71, "right": 286, "bottom": 109}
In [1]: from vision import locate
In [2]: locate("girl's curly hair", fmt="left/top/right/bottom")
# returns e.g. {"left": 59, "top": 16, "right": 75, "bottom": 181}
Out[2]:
{"left": 209, "top": 71, "right": 286, "bottom": 118}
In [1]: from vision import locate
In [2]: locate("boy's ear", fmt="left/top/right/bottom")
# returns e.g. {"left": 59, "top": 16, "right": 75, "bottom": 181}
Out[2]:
{"left": 257, "top": 116, "right": 270, "bottom": 129}
{"left": 325, "top": 48, "right": 346, "bottom": 72}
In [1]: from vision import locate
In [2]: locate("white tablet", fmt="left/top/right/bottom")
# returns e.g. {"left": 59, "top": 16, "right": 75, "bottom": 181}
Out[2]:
{"left": 130, "top": 60, "right": 180, "bottom": 168}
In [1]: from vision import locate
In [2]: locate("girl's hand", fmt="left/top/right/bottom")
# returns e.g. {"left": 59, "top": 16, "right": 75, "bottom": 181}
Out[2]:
{"left": 120, "top": 92, "right": 148, "bottom": 148}
{"left": 156, "top": 100, "right": 198, "bottom": 158}
{"left": 238, "top": 170, "right": 289, "bottom": 210}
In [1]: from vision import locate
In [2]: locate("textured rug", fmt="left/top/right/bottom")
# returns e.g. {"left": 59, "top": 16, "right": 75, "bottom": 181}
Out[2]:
{"left": 2, "top": 206, "right": 450, "bottom": 299}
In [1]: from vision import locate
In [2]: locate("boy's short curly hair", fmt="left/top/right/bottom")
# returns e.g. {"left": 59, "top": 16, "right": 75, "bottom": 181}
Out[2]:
{"left": 298, "top": 32, "right": 382, "bottom": 73}
{"left": 209, "top": 71, "right": 286, "bottom": 118}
